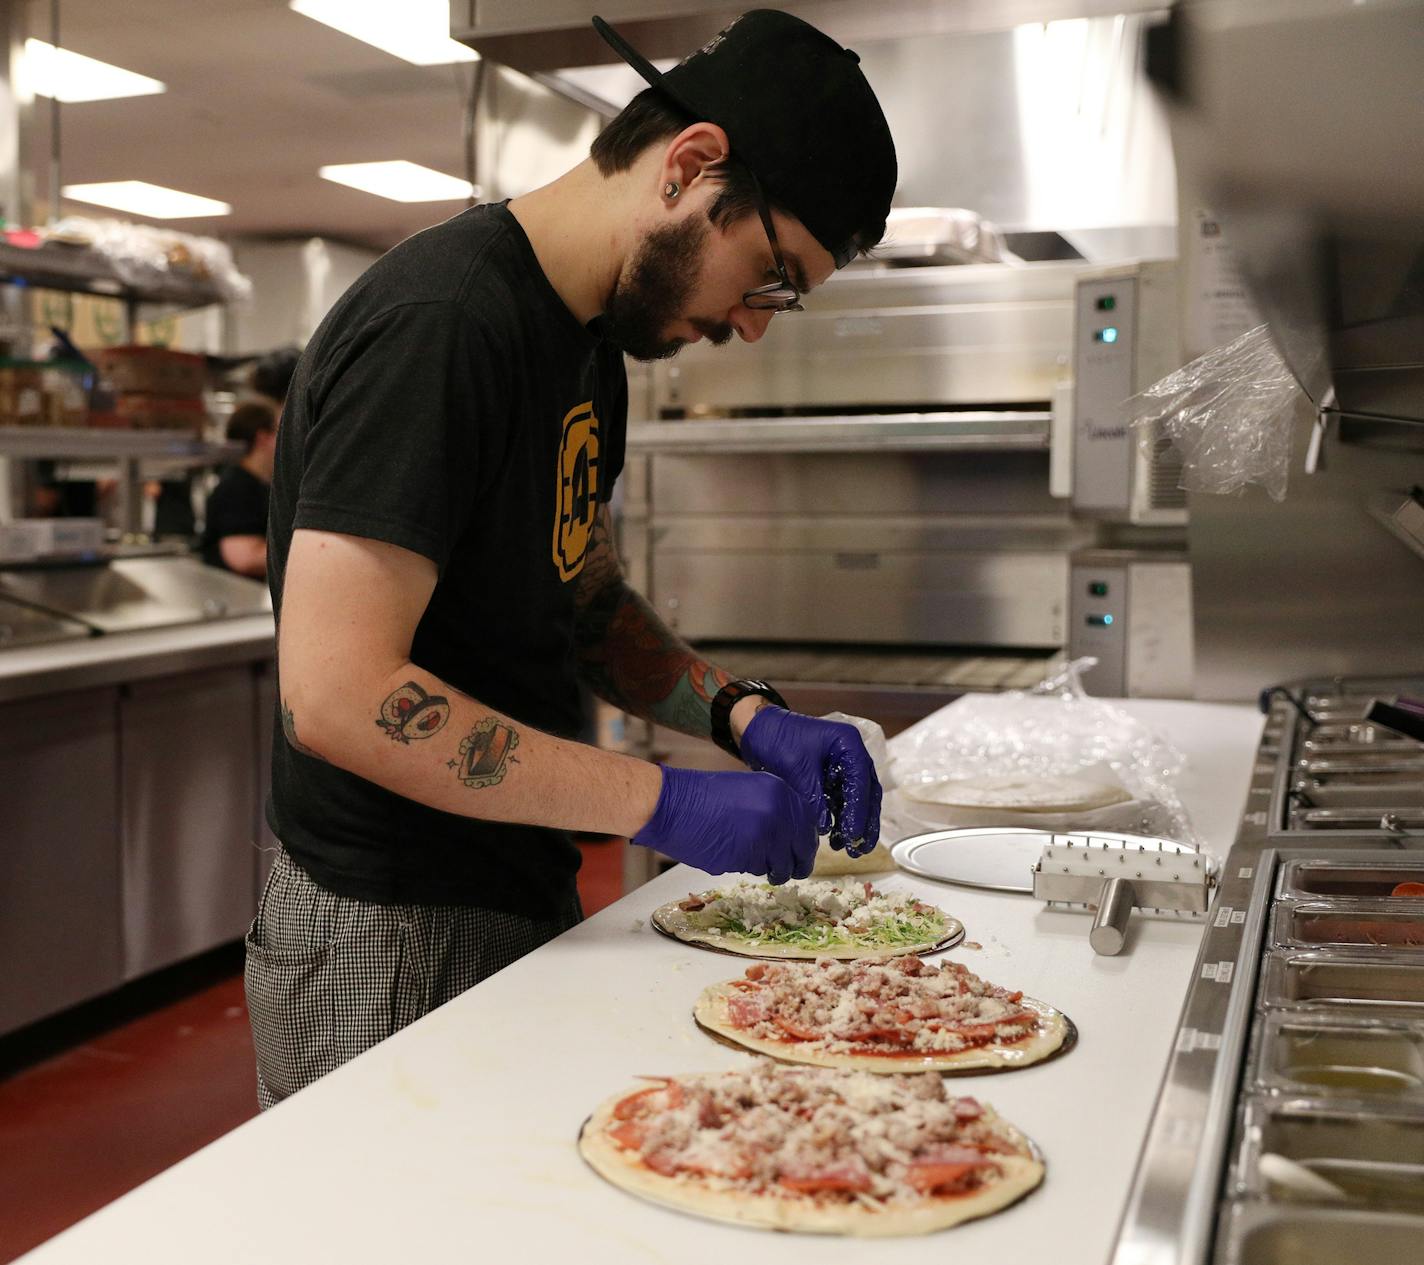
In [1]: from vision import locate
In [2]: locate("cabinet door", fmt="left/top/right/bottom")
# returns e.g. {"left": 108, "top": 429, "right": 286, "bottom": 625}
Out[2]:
{"left": 119, "top": 667, "right": 259, "bottom": 979}
{"left": 0, "top": 687, "right": 124, "bottom": 1035}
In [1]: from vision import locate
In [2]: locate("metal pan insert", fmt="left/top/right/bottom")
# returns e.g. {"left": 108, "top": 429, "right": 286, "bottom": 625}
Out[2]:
{"left": 1252, "top": 1013, "right": 1424, "bottom": 1100}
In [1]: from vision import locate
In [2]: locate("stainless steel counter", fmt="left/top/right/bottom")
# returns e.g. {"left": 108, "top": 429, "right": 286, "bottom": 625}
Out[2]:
{"left": 0, "top": 612, "right": 274, "bottom": 704}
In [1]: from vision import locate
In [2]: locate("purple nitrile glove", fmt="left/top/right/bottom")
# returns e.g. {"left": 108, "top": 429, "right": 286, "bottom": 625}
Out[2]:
{"left": 632, "top": 765, "right": 819, "bottom": 885}
{"left": 739, "top": 707, "right": 883, "bottom": 857}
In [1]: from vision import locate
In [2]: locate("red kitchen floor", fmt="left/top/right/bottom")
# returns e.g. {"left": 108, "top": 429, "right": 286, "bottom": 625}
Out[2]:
{"left": 0, "top": 838, "right": 628, "bottom": 1263}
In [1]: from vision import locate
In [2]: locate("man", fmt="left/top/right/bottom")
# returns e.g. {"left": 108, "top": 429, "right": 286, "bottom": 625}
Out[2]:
{"left": 200, "top": 401, "right": 276, "bottom": 578}
{"left": 246, "top": 9, "right": 897, "bottom": 1108}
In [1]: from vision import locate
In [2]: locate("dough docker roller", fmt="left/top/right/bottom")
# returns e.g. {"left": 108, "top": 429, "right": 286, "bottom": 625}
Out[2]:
{"left": 1031, "top": 831, "right": 1216, "bottom": 955}
{"left": 890, "top": 826, "right": 1217, "bottom": 956}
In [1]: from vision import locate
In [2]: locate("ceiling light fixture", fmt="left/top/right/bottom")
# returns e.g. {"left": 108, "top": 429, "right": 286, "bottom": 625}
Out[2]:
{"left": 318, "top": 161, "right": 476, "bottom": 203}
{"left": 290, "top": 0, "right": 479, "bottom": 66}
{"left": 25, "top": 40, "right": 166, "bottom": 103}
{"left": 62, "top": 181, "right": 231, "bottom": 219}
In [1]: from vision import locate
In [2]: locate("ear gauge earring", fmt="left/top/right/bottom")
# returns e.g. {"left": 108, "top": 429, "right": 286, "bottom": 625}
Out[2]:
{"left": 663, "top": 181, "right": 680, "bottom": 200}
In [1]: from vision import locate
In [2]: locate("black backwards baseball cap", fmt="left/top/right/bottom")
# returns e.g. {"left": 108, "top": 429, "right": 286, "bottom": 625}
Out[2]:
{"left": 592, "top": 10, "right": 897, "bottom": 269}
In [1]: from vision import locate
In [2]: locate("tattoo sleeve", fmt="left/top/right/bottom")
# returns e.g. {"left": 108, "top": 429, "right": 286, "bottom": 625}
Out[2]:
{"left": 572, "top": 507, "right": 734, "bottom": 739}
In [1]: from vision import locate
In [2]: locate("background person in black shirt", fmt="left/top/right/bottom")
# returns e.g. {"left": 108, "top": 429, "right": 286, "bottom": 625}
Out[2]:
{"left": 201, "top": 401, "right": 276, "bottom": 578}
{"left": 246, "top": 9, "right": 898, "bottom": 1107}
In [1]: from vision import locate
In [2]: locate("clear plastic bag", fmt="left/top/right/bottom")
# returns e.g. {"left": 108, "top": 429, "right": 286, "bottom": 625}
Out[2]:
{"left": 46, "top": 216, "right": 253, "bottom": 304}
{"left": 887, "top": 659, "right": 1198, "bottom": 845}
{"left": 1127, "top": 324, "right": 1309, "bottom": 503}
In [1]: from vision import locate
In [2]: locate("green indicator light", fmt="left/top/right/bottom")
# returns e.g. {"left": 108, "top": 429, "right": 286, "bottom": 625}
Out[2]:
{"left": 1096, "top": 295, "right": 1116, "bottom": 311}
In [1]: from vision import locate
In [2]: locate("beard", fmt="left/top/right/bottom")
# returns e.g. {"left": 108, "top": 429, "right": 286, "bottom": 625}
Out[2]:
{"left": 601, "top": 215, "right": 734, "bottom": 361}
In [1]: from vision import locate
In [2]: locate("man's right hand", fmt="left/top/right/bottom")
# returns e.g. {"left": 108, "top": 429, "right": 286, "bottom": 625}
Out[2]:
{"left": 632, "top": 766, "right": 818, "bottom": 885}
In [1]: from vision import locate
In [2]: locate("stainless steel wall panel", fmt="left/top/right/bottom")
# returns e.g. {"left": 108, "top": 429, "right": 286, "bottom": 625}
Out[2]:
{"left": 118, "top": 667, "right": 259, "bottom": 979}
{"left": 1191, "top": 411, "right": 1424, "bottom": 701}
{"left": 0, "top": 687, "right": 123, "bottom": 1036}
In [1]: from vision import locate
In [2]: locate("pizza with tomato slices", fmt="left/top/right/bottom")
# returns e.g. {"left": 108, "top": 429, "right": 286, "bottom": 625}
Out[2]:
{"left": 578, "top": 1060, "right": 1044, "bottom": 1235}
{"left": 693, "top": 955, "right": 1073, "bottom": 1073}
{"left": 651, "top": 878, "right": 963, "bottom": 960}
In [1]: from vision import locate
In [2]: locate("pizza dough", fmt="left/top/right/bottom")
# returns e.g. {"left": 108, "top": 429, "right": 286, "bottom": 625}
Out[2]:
{"left": 902, "top": 774, "right": 1132, "bottom": 814}
{"left": 651, "top": 879, "right": 963, "bottom": 960}
{"left": 579, "top": 1064, "right": 1045, "bottom": 1236}
{"left": 811, "top": 836, "right": 896, "bottom": 876}
{"left": 694, "top": 980, "right": 1072, "bottom": 1074}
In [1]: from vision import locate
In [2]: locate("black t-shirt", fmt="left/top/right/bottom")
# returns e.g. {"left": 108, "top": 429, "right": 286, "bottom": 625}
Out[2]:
{"left": 201, "top": 465, "right": 269, "bottom": 569}
{"left": 266, "top": 203, "right": 627, "bottom": 916}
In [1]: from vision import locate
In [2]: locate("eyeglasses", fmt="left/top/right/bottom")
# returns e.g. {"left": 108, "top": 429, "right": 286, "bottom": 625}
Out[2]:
{"left": 741, "top": 170, "right": 804, "bottom": 313}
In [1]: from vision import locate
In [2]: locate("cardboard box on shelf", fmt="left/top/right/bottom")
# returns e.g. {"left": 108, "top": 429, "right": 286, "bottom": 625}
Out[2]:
{"left": 113, "top": 392, "right": 207, "bottom": 433}
{"left": 0, "top": 365, "right": 46, "bottom": 425}
{"left": 95, "top": 345, "right": 208, "bottom": 397}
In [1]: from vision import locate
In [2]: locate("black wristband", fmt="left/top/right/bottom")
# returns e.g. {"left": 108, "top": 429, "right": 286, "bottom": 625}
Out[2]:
{"left": 710, "top": 678, "right": 788, "bottom": 760}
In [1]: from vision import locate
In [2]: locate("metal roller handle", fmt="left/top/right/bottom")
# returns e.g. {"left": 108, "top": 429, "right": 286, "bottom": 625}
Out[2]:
{"left": 1090, "top": 877, "right": 1135, "bottom": 955}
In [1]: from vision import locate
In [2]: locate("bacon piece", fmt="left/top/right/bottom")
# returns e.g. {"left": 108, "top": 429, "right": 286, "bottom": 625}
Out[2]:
{"left": 677, "top": 894, "right": 707, "bottom": 912}
{"left": 953, "top": 1098, "right": 983, "bottom": 1121}
{"left": 745, "top": 963, "right": 768, "bottom": 981}
{"left": 727, "top": 993, "right": 768, "bottom": 1028}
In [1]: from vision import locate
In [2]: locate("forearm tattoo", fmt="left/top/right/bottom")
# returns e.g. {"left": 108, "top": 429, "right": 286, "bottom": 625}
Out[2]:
{"left": 375, "top": 681, "right": 451, "bottom": 743}
{"left": 573, "top": 512, "right": 731, "bottom": 737}
{"left": 281, "top": 700, "right": 327, "bottom": 761}
{"left": 449, "top": 716, "right": 520, "bottom": 790}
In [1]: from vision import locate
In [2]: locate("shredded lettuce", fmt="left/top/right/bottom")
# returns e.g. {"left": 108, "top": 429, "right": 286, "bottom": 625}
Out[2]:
{"left": 700, "top": 885, "right": 948, "bottom": 949}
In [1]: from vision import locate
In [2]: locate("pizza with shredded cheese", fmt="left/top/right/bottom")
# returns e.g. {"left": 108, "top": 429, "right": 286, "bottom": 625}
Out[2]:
{"left": 578, "top": 1060, "right": 1044, "bottom": 1235}
{"left": 694, "top": 955, "right": 1073, "bottom": 1073}
{"left": 651, "top": 878, "right": 963, "bottom": 960}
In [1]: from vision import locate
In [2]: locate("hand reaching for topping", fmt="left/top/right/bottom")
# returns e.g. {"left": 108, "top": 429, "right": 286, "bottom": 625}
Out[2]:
{"left": 738, "top": 708, "right": 883, "bottom": 857}
{"left": 632, "top": 765, "right": 819, "bottom": 884}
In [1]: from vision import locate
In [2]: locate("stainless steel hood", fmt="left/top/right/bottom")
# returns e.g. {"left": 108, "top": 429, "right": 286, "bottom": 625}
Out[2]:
{"left": 1147, "top": 0, "right": 1424, "bottom": 425}
{"left": 451, "top": 1, "right": 1170, "bottom": 69}
{"left": 453, "top": 2, "right": 1180, "bottom": 262}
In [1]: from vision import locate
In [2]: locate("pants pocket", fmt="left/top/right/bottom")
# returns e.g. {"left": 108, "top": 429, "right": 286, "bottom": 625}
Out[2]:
{"left": 243, "top": 926, "right": 333, "bottom": 1106}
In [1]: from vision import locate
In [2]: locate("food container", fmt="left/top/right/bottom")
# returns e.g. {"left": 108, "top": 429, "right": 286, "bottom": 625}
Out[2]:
{"left": 1278, "top": 860, "right": 1424, "bottom": 901}
{"left": 1261, "top": 950, "right": 1424, "bottom": 1013}
{"left": 1251, "top": 1012, "right": 1424, "bottom": 1100}
{"left": 1214, "top": 1201, "right": 1424, "bottom": 1265}
{"left": 1231, "top": 1096, "right": 1424, "bottom": 1213}
{"left": 1271, "top": 900, "right": 1424, "bottom": 950}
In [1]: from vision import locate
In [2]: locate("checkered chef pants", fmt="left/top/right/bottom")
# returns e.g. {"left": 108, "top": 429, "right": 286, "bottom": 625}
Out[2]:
{"left": 244, "top": 845, "right": 582, "bottom": 1109}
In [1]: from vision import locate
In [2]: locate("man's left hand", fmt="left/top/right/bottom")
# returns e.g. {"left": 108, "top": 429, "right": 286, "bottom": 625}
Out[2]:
{"left": 738, "top": 708, "right": 882, "bottom": 856}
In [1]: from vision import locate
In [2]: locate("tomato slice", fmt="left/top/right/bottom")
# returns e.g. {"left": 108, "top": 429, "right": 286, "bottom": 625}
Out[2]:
{"left": 612, "top": 1080, "right": 683, "bottom": 1120}
{"left": 773, "top": 1014, "right": 822, "bottom": 1041}
{"left": 1391, "top": 881, "right": 1424, "bottom": 897}
{"left": 779, "top": 1165, "right": 872, "bottom": 1194}
{"left": 905, "top": 1161, "right": 982, "bottom": 1194}
{"left": 608, "top": 1120, "right": 647, "bottom": 1150}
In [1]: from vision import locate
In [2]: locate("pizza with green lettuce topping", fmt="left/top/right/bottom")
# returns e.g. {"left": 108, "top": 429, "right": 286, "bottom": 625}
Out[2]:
{"left": 651, "top": 879, "right": 963, "bottom": 960}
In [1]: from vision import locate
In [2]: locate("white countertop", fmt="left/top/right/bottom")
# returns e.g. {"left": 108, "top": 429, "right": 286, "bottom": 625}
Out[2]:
{"left": 19, "top": 697, "right": 1263, "bottom": 1265}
